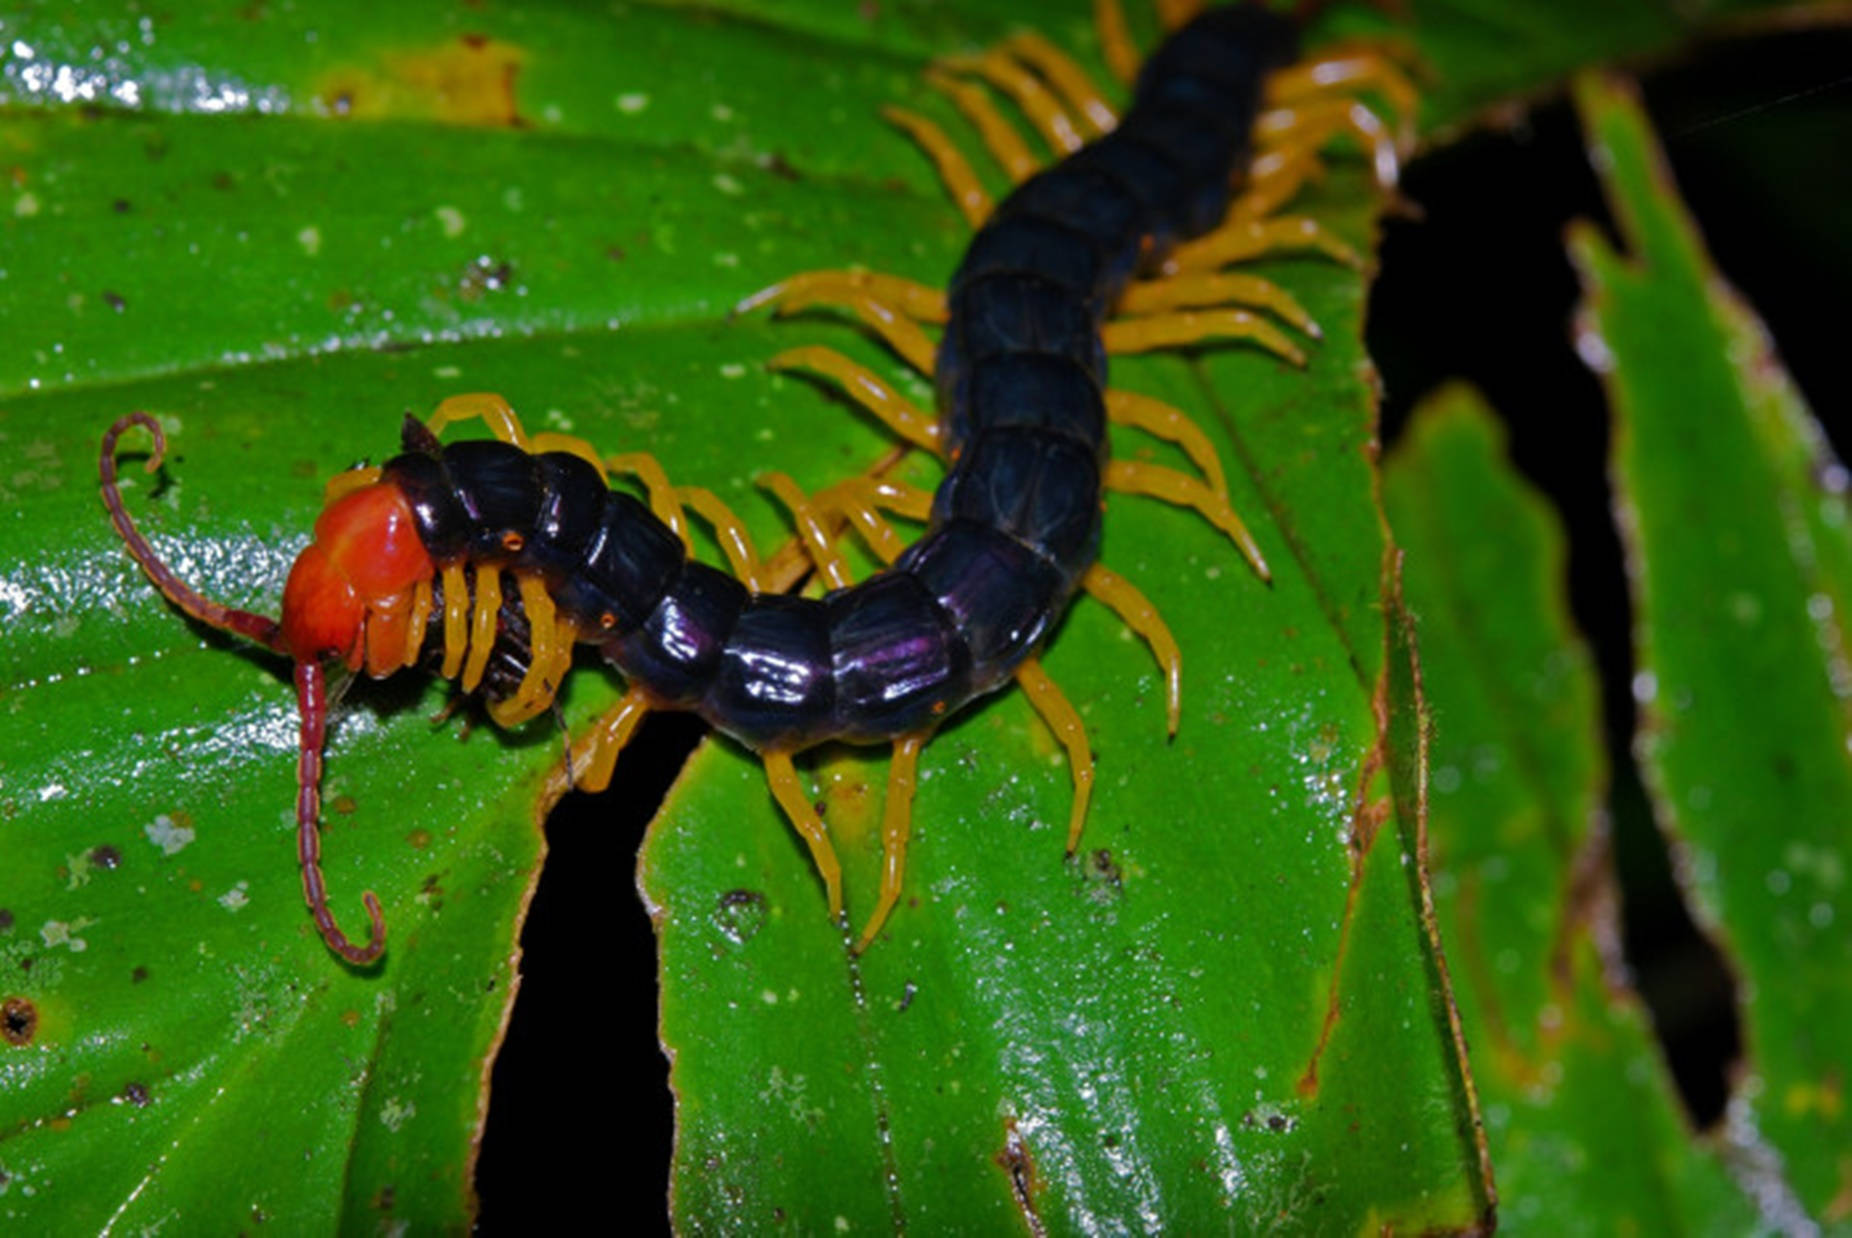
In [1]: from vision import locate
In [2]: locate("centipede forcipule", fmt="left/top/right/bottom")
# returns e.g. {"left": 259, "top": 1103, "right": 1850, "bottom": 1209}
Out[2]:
{"left": 100, "top": 1, "right": 1408, "bottom": 963}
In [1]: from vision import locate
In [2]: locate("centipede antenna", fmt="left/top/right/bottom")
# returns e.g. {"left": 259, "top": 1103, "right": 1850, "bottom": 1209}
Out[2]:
{"left": 401, "top": 413, "right": 444, "bottom": 457}
{"left": 295, "top": 661, "right": 387, "bottom": 965}
{"left": 99, "top": 412, "right": 287, "bottom": 654}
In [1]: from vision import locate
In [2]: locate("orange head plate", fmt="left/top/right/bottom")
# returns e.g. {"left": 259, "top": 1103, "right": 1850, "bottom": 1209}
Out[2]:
{"left": 280, "top": 482, "right": 434, "bottom": 672}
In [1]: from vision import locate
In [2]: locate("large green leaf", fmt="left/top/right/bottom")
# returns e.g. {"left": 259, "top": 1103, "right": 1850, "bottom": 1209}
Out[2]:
{"left": 0, "top": 1, "right": 1826, "bottom": 1230}
{"left": 643, "top": 155, "right": 1495, "bottom": 1227}
{"left": 1570, "top": 73, "right": 1852, "bottom": 1227}
{"left": 1386, "top": 384, "right": 1763, "bottom": 1234}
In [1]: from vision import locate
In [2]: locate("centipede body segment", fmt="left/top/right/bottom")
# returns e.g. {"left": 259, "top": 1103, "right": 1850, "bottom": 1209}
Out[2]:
{"left": 99, "top": 2, "right": 1409, "bottom": 962}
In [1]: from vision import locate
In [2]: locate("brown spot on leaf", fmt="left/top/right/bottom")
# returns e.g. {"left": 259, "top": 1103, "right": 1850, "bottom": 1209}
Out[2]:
{"left": 315, "top": 36, "right": 529, "bottom": 127}
{"left": 406, "top": 828, "right": 433, "bottom": 850}
{"left": 3, "top": 997, "right": 39, "bottom": 1046}
{"left": 713, "top": 889, "right": 767, "bottom": 946}
{"left": 1079, "top": 848, "right": 1124, "bottom": 905}
{"left": 995, "top": 1118, "right": 1046, "bottom": 1238}
{"left": 131, "top": 966, "right": 149, "bottom": 984}
{"left": 331, "top": 794, "right": 357, "bottom": 816}
{"left": 91, "top": 844, "right": 122, "bottom": 870}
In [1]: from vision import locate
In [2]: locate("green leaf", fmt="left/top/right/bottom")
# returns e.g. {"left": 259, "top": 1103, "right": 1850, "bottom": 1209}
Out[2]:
{"left": 1386, "top": 383, "right": 1763, "bottom": 1233}
{"left": 1569, "top": 73, "right": 1852, "bottom": 1226}
{"left": 0, "top": 1, "right": 1829, "bottom": 1230}
{"left": 644, "top": 152, "right": 1490, "bottom": 1228}
{"left": 1312, "top": 0, "right": 1836, "bottom": 140}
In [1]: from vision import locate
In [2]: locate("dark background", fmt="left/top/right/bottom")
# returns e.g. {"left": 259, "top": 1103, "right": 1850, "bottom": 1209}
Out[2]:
{"left": 474, "top": 25, "right": 1852, "bottom": 1228}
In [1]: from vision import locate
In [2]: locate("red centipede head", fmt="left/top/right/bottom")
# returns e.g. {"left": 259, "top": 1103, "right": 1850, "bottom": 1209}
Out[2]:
{"left": 279, "top": 482, "right": 434, "bottom": 667}
{"left": 100, "top": 411, "right": 405, "bottom": 966}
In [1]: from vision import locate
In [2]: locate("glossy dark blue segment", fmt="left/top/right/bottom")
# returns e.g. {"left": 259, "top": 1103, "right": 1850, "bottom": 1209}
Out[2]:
{"left": 443, "top": 440, "right": 542, "bottom": 559}
{"left": 933, "top": 427, "right": 1103, "bottom": 578}
{"left": 705, "top": 595, "right": 835, "bottom": 748}
{"left": 939, "top": 272, "right": 1106, "bottom": 414}
{"left": 613, "top": 562, "right": 748, "bottom": 706}
{"left": 382, "top": 451, "right": 471, "bottom": 561}
{"left": 943, "top": 351, "right": 1106, "bottom": 461}
{"left": 899, "top": 520, "right": 1065, "bottom": 690}
{"left": 554, "top": 490, "right": 685, "bottom": 632}
{"left": 826, "top": 572, "right": 971, "bottom": 740}
{"left": 952, "top": 213, "right": 1110, "bottom": 306}
{"left": 1133, "top": 4, "right": 1295, "bottom": 111}
{"left": 524, "top": 452, "right": 609, "bottom": 578}
{"left": 1061, "top": 137, "right": 1190, "bottom": 251}
{"left": 994, "top": 164, "right": 1150, "bottom": 290}
{"left": 1116, "top": 105, "right": 1242, "bottom": 236}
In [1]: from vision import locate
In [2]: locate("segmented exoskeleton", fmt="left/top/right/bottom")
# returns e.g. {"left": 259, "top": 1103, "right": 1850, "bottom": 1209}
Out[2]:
{"left": 99, "top": 0, "right": 1411, "bottom": 963}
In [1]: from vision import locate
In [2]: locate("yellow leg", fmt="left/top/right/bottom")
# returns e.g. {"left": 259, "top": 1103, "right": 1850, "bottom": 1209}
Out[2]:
{"left": 676, "top": 486, "right": 772, "bottom": 592}
{"left": 1015, "top": 658, "right": 1095, "bottom": 856}
{"left": 737, "top": 269, "right": 948, "bottom": 323}
{"left": 1229, "top": 145, "right": 1326, "bottom": 224}
{"left": 1163, "top": 214, "right": 1363, "bottom": 275}
{"left": 1082, "top": 564, "right": 1182, "bottom": 736}
{"left": 606, "top": 452, "right": 693, "bottom": 556}
{"left": 1101, "top": 308, "right": 1306, "bottom": 367}
{"left": 550, "top": 684, "right": 652, "bottom": 798}
{"left": 545, "top": 614, "right": 581, "bottom": 712}
{"left": 324, "top": 465, "right": 383, "bottom": 506}
{"left": 766, "top": 288, "right": 940, "bottom": 377}
{"left": 811, "top": 476, "right": 933, "bottom": 566}
{"left": 767, "top": 345, "right": 944, "bottom": 454}
{"left": 461, "top": 566, "right": 502, "bottom": 693}
{"left": 488, "top": 573, "right": 569, "bottom": 727}
{"left": 763, "top": 750, "right": 845, "bottom": 918}
{"left": 1154, "top": 0, "right": 1204, "bottom": 29}
{"left": 1106, "top": 460, "right": 1270, "bottom": 581}
{"left": 1257, "top": 97, "right": 1400, "bottom": 191}
{"left": 440, "top": 562, "right": 470, "bottom": 680}
{"left": 1002, "top": 31, "right": 1118, "bottom": 135}
{"left": 940, "top": 49, "right": 1085, "bottom": 156}
{"left": 1116, "top": 271, "right": 1320, "bottom": 338}
{"left": 1104, "top": 387, "right": 1230, "bottom": 501}
{"left": 402, "top": 576, "right": 434, "bottom": 670}
{"left": 1266, "top": 46, "right": 1421, "bottom": 150}
{"left": 362, "top": 585, "right": 417, "bottom": 679}
{"left": 528, "top": 431, "right": 610, "bottom": 479}
{"left": 1093, "top": 0, "right": 1141, "bottom": 86}
{"left": 883, "top": 105, "right": 994, "bottom": 229}
{"left": 922, "top": 69, "right": 1041, "bottom": 183}
{"left": 428, "top": 392, "right": 530, "bottom": 447}
{"left": 855, "top": 733, "right": 928, "bottom": 951}
{"left": 426, "top": 394, "right": 610, "bottom": 478}
{"left": 760, "top": 472, "right": 854, "bottom": 591}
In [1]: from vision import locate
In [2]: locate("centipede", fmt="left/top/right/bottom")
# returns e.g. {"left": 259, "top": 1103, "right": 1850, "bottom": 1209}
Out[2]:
{"left": 99, "top": 0, "right": 1409, "bottom": 964}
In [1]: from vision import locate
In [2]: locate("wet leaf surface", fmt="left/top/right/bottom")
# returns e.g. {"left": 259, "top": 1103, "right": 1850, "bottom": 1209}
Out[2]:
{"left": 1386, "top": 385, "right": 1763, "bottom": 1234}
{"left": 0, "top": 0, "right": 1822, "bottom": 1230}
